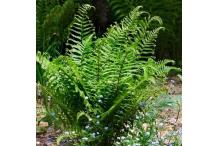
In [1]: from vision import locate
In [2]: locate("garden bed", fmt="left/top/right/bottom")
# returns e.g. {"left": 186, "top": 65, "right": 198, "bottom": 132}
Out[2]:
{"left": 36, "top": 77, "right": 182, "bottom": 146}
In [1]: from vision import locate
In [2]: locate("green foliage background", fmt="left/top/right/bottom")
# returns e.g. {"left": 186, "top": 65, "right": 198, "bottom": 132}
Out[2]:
{"left": 108, "top": 0, "right": 182, "bottom": 66}
{"left": 36, "top": 0, "right": 181, "bottom": 65}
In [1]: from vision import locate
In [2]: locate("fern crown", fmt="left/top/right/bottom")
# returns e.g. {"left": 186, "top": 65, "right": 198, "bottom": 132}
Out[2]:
{"left": 39, "top": 4, "right": 179, "bottom": 144}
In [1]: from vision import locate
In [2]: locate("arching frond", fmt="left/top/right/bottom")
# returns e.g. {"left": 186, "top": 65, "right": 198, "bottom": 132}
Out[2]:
{"left": 36, "top": 0, "right": 78, "bottom": 56}
{"left": 107, "top": 0, "right": 182, "bottom": 65}
{"left": 66, "top": 4, "right": 96, "bottom": 63}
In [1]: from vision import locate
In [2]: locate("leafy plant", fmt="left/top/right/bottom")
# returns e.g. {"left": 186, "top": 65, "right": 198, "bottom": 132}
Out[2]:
{"left": 39, "top": 4, "right": 179, "bottom": 145}
{"left": 113, "top": 95, "right": 182, "bottom": 146}
{"left": 107, "top": 0, "right": 182, "bottom": 66}
{"left": 36, "top": 0, "right": 91, "bottom": 57}
{"left": 65, "top": 4, "right": 96, "bottom": 61}
{"left": 36, "top": 51, "right": 50, "bottom": 85}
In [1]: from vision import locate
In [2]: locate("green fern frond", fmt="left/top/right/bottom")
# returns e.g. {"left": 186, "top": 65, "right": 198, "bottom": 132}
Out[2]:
{"left": 36, "top": 0, "right": 61, "bottom": 24}
{"left": 107, "top": 0, "right": 135, "bottom": 20}
{"left": 36, "top": 52, "right": 50, "bottom": 84}
{"left": 56, "top": 131, "right": 78, "bottom": 145}
{"left": 37, "top": 0, "right": 78, "bottom": 56}
{"left": 135, "top": 25, "right": 165, "bottom": 60}
{"left": 77, "top": 111, "right": 92, "bottom": 122}
{"left": 43, "top": 56, "right": 97, "bottom": 128}
{"left": 107, "top": 0, "right": 182, "bottom": 65}
{"left": 66, "top": 4, "right": 96, "bottom": 63}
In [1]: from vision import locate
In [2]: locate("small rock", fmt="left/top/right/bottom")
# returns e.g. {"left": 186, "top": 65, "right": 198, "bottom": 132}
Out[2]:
{"left": 169, "top": 118, "right": 177, "bottom": 124}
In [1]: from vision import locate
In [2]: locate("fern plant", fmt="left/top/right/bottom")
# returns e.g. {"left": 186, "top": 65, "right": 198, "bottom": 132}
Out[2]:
{"left": 39, "top": 4, "right": 179, "bottom": 145}
{"left": 107, "top": 0, "right": 182, "bottom": 66}
{"left": 36, "top": 0, "right": 93, "bottom": 57}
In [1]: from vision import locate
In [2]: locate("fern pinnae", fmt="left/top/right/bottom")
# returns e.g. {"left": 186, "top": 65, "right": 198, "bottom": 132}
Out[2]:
{"left": 115, "top": 49, "right": 129, "bottom": 95}
{"left": 66, "top": 4, "right": 95, "bottom": 64}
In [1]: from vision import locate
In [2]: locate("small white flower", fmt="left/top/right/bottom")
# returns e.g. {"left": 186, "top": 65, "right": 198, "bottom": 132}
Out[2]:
{"left": 142, "top": 123, "right": 149, "bottom": 131}
{"left": 91, "top": 133, "right": 96, "bottom": 138}
{"left": 64, "top": 131, "right": 69, "bottom": 134}
{"left": 127, "top": 133, "right": 133, "bottom": 138}
{"left": 170, "top": 79, "right": 175, "bottom": 84}
{"left": 136, "top": 138, "right": 140, "bottom": 141}
{"left": 159, "top": 123, "right": 164, "bottom": 127}
{"left": 85, "top": 125, "right": 89, "bottom": 129}
{"left": 130, "top": 129, "right": 134, "bottom": 133}
{"left": 84, "top": 96, "right": 89, "bottom": 99}
{"left": 151, "top": 140, "right": 159, "bottom": 144}
{"left": 98, "top": 99, "right": 102, "bottom": 103}
{"left": 169, "top": 118, "right": 176, "bottom": 124}
{"left": 121, "top": 136, "right": 125, "bottom": 140}
{"left": 104, "top": 127, "right": 108, "bottom": 130}
{"left": 172, "top": 131, "right": 177, "bottom": 136}
{"left": 82, "top": 137, "right": 88, "bottom": 141}
{"left": 134, "top": 143, "right": 141, "bottom": 146}
{"left": 168, "top": 103, "right": 172, "bottom": 106}
{"left": 96, "top": 115, "right": 100, "bottom": 118}
{"left": 96, "top": 121, "right": 100, "bottom": 124}
{"left": 96, "top": 132, "right": 99, "bottom": 135}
